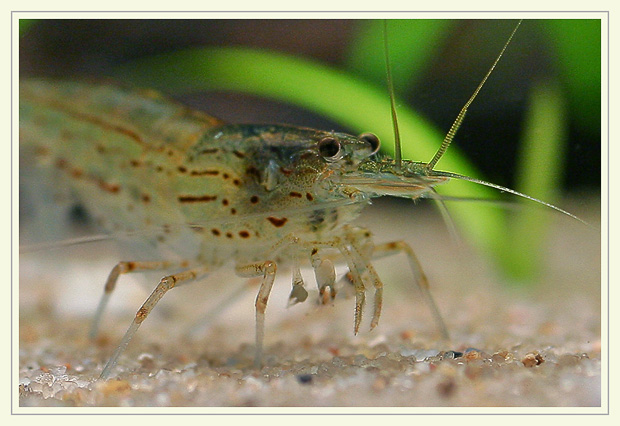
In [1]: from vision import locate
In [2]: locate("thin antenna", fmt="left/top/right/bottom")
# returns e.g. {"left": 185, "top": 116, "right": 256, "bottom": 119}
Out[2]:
{"left": 19, "top": 233, "right": 114, "bottom": 253}
{"left": 383, "top": 20, "right": 402, "bottom": 172}
{"left": 430, "top": 187, "right": 462, "bottom": 245}
{"left": 426, "top": 20, "right": 522, "bottom": 171}
{"left": 428, "top": 169, "right": 593, "bottom": 228}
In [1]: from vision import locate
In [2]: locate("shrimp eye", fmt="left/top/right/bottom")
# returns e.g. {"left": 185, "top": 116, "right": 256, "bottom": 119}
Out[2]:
{"left": 318, "top": 136, "right": 341, "bottom": 160}
{"left": 359, "top": 133, "right": 380, "bottom": 155}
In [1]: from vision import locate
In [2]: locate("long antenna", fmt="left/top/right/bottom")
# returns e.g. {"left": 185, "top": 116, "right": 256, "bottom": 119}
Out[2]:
{"left": 426, "top": 20, "right": 522, "bottom": 171}
{"left": 428, "top": 169, "right": 593, "bottom": 228}
{"left": 383, "top": 20, "right": 402, "bottom": 172}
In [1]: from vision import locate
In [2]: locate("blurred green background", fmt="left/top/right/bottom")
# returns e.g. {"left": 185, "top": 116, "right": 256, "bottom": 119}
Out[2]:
{"left": 19, "top": 18, "right": 601, "bottom": 285}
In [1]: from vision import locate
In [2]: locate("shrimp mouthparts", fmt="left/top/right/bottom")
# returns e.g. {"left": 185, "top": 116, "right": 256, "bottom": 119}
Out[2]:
{"left": 338, "top": 159, "right": 449, "bottom": 199}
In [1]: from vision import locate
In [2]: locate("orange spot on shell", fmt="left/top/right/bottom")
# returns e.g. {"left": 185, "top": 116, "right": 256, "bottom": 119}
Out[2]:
{"left": 267, "top": 216, "right": 288, "bottom": 227}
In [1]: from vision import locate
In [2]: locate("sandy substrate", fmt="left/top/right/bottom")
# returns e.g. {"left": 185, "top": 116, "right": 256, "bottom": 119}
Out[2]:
{"left": 17, "top": 197, "right": 602, "bottom": 409}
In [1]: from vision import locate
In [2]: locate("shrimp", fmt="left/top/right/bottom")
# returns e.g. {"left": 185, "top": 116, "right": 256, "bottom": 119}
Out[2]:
{"left": 19, "top": 19, "right": 588, "bottom": 380}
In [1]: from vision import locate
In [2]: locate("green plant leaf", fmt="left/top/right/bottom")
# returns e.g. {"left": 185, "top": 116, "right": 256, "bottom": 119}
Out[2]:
{"left": 345, "top": 19, "right": 454, "bottom": 94}
{"left": 500, "top": 81, "right": 568, "bottom": 283}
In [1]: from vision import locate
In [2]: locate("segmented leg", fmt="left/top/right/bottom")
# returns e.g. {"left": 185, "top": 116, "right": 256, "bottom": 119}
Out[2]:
{"left": 236, "top": 233, "right": 371, "bottom": 366}
{"left": 99, "top": 265, "right": 209, "bottom": 379}
{"left": 337, "top": 243, "right": 366, "bottom": 334}
{"left": 343, "top": 229, "right": 384, "bottom": 331}
{"left": 372, "top": 240, "right": 449, "bottom": 339}
{"left": 288, "top": 254, "right": 308, "bottom": 306}
{"left": 89, "top": 260, "right": 190, "bottom": 339}
{"left": 235, "top": 260, "right": 277, "bottom": 368}
{"left": 235, "top": 232, "right": 393, "bottom": 367}
{"left": 310, "top": 248, "right": 336, "bottom": 304}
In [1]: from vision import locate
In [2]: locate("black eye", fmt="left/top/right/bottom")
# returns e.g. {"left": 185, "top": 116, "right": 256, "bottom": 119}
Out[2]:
{"left": 359, "top": 133, "right": 380, "bottom": 155}
{"left": 318, "top": 136, "right": 341, "bottom": 159}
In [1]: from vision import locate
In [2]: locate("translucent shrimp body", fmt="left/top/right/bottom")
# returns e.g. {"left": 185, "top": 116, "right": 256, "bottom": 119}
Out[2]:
{"left": 20, "top": 80, "right": 450, "bottom": 378}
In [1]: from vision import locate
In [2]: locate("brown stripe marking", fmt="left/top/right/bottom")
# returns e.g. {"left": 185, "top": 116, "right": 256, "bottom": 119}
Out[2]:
{"left": 97, "top": 179, "right": 120, "bottom": 194}
{"left": 289, "top": 191, "right": 302, "bottom": 198}
{"left": 49, "top": 103, "right": 147, "bottom": 148}
{"left": 190, "top": 169, "right": 220, "bottom": 176}
{"left": 177, "top": 195, "right": 218, "bottom": 203}
{"left": 56, "top": 157, "right": 123, "bottom": 194}
{"left": 55, "top": 157, "right": 83, "bottom": 179}
{"left": 199, "top": 148, "right": 219, "bottom": 154}
{"left": 267, "top": 216, "right": 288, "bottom": 227}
